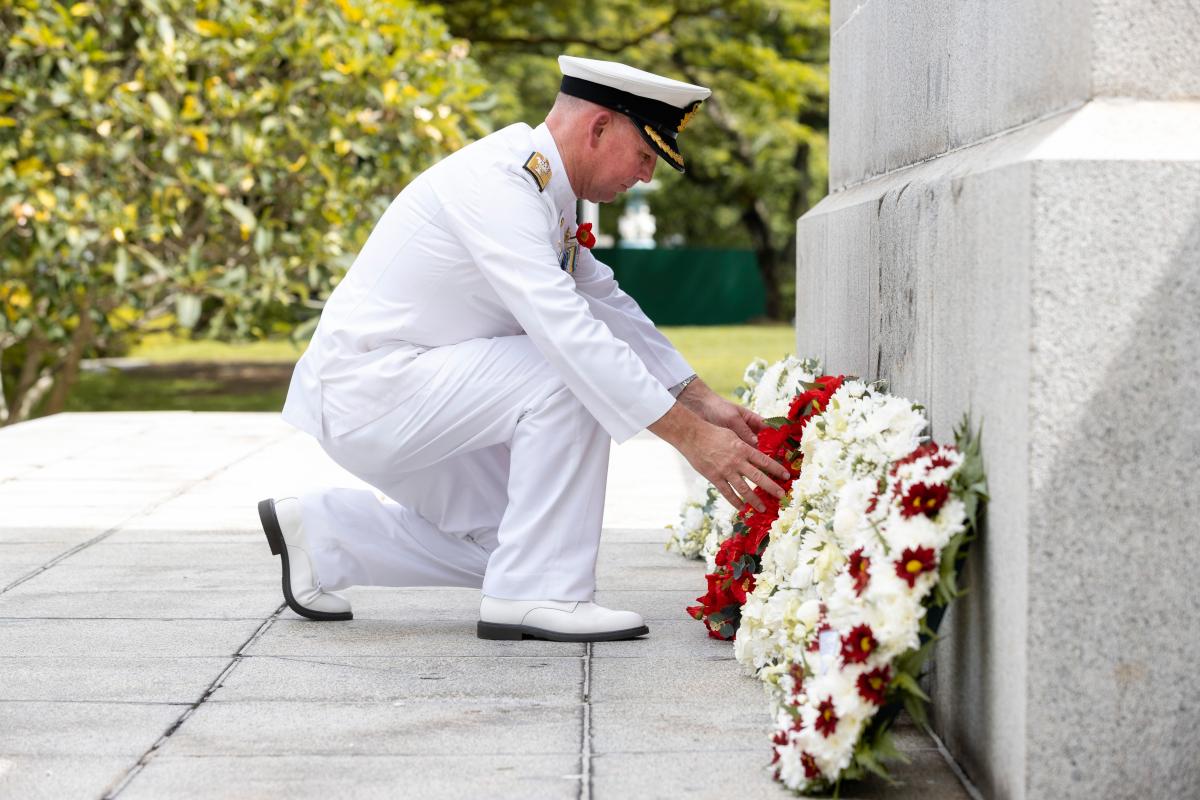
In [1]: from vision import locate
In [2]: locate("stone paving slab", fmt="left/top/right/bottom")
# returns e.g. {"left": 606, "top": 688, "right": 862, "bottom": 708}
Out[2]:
{"left": 0, "top": 657, "right": 235, "bottom": 703}
{"left": 0, "top": 757, "right": 134, "bottom": 800}
{"left": 0, "top": 618, "right": 265, "bottom": 657}
{"left": 162, "top": 700, "right": 581, "bottom": 756}
{"left": 0, "top": 413, "right": 972, "bottom": 799}
{"left": 118, "top": 755, "right": 583, "bottom": 800}
{"left": 0, "top": 586, "right": 284, "bottom": 620}
{"left": 247, "top": 618, "right": 587, "bottom": 658}
{"left": 216, "top": 655, "right": 583, "bottom": 703}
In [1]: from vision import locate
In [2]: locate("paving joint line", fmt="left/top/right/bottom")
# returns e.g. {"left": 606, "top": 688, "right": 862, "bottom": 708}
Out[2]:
{"left": 100, "top": 602, "right": 287, "bottom": 799}
{"left": 578, "top": 641, "right": 593, "bottom": 800}
{"left": 0, "top": 430, "right": 292, "bottom": 596}
{"left": 924, "top": 722, "right": 984, "bottom": 800}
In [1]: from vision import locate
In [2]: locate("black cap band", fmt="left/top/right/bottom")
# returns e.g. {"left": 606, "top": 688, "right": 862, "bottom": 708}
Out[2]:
{"left": 559, "top": 75, "right": 684, "bottom": 137}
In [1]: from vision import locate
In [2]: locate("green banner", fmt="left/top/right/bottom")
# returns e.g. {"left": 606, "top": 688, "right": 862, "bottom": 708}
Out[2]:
{"left": 593, "top": 248, "right": 766, "bottom": 325}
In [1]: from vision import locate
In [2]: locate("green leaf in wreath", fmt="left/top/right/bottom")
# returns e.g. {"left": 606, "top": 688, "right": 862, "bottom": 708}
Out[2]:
{"left": 892, "top": 671, "right": 931, "bottom": 702}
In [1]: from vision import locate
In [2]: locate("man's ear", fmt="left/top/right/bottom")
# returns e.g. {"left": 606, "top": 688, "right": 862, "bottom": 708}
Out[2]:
{"left": 589, "top": 110, "right": 613, "bottom": 146}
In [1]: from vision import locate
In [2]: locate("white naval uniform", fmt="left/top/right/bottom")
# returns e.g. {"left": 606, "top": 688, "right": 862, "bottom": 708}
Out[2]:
{"left": 281, "top": 122, "right": 694, "bottom": 601}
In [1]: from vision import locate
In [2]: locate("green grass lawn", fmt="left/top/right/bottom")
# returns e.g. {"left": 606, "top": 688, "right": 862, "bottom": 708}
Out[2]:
{"left": 62, "top": 324, "right": 796, "bottom": 414}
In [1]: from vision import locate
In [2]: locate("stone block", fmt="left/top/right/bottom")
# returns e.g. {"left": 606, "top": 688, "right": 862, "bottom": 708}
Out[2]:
{"left": 800, "top": 83, "right": 1200, "bottom": 798}
{"left": 829, "top": 0, "right": 1092, "bottom": 189}
{"left": 1092, "top": 0, "right": 1200, "bottom": 97}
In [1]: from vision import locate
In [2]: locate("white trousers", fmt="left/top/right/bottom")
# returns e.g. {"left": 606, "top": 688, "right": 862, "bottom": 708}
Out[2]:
{"left": 300, "top": 335, "right": 612, "bottom": 601}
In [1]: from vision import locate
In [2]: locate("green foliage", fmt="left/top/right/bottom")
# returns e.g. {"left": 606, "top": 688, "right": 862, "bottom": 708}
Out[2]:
{"left": 438, "top": 0, "right": 830, "bottom": 319}
{"left": 0, "top": 0, "right": 487, "bottom": 423}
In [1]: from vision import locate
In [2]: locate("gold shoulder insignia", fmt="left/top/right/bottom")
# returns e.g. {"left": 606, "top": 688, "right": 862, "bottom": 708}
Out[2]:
{"left": 522, "top": 151, "right": 552, "bottom": 193}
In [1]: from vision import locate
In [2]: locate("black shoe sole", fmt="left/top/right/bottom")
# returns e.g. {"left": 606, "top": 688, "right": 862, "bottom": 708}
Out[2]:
{"left": 258, "top": 498, "right": 352, "bottom": 622}
{"left": 477, "top": 621, "right": 649, "bottom": 642}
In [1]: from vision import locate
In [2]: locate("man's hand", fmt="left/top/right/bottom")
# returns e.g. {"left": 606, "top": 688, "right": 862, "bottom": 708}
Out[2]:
{"left": 648, "top": 400, "right": 790, "bottom": 513}
{"left": 677, "top": 377, "right": 767, "bottom": 447}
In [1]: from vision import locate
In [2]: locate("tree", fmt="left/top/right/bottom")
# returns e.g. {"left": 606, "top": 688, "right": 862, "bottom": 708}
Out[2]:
{"left": 0, "top": 0, "right": 488, "bottom": 424}
{"left": 438, "top": 0, "right": 830, "bottom": 320}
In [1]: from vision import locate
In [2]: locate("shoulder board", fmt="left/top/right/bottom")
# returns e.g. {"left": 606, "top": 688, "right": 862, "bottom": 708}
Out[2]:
{"left": 522, "top": 151, "right": 552, "bottom": 193}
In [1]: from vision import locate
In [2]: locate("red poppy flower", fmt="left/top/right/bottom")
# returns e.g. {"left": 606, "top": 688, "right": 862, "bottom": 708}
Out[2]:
{"left": 575, "top": 222, "right": 596, "bottom": 248}
{"left": 840, "top": 623, "right": 877, "bottom": 665}
{"left": 900, "top": 481, "right": 950, "bottom": 518}
{"left": 814, "top": 698, "right": 838, "bottom": 737}
{"left": 895, "top": 546, "right": 937, "bottom": 587}
{"left": 856, "top": 666, "right": 891, "bottom": 705}
{"left": 848, "top": 548, "right": 871, "bottom": 596}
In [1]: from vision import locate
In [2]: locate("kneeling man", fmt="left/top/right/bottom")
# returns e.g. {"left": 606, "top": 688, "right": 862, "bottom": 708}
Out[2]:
{"left": 260, "top": 55, "right": 789, "bottom": 642}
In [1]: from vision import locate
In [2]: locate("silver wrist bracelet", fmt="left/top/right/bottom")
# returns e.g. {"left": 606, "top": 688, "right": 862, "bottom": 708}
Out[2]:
{"left": 669, "top": 374, "right": 698, "bottom": 398}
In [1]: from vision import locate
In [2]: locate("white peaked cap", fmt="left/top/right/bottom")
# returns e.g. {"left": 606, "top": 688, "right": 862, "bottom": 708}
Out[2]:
{"left": 558, "top": 55, "right": 711, "bottom": 109}
{"left": 557, "top": 54, "right": 711, "bottom": 172}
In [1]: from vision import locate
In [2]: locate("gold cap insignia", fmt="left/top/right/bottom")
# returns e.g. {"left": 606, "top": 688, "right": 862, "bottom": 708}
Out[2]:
{"left": 523, "top": 151, "right": 552, "bottom": 192}
{"left": 677, "top": 101, "right": 702, "bottom": 133}
{"left": 643, "top": 126, "right": 684, "bottom": 168}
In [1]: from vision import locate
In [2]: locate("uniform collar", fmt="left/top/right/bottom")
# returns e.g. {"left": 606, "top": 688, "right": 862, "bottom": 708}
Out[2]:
{"left": 531, "top": 122, "right": 577, "bottom": 221}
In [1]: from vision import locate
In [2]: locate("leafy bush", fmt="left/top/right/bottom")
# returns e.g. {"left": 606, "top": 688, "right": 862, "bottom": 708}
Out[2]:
{"left": 0, "top": 0, "right": 488, "bottom": 423}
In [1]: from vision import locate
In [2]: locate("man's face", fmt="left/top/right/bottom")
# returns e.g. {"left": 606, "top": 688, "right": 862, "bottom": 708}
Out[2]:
{"left": 587, "top": 115, "right": 658, "bottom": 203}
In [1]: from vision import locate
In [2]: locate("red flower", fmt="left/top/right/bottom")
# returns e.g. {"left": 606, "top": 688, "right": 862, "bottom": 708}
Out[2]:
{"left": 574, "top": 222, "right": 596, "bottom": 248}
{"left": 757, "top": 426, "right": 790, "bottom": 460}
{"left": 714, "top": 536, "right": 746, "bottom": 569}
{"left": 771, "top": 730, "right": 789, "bottom": 756}
{"left": 848, "top": 548, "right": 871, "bottom": 596}
{"left": 856, "top": 666, "right": 891, "bottom": 705}
{"left": 788, "top": 662, "right": 806, "bottom": 695}
{"left": 895, "top": 546, "right": 938, "bottom": 587}
{"left": 814, "top": 698, "right": 838, "bottom": 738}
{"left": 787, "top": 375, "right": 846, "bottom": 422}
{"left": 890, "top": 442, "right": 957, "bottom": 474}
{"left": 730, "top": 572, "right": 755, "bottom": 604}
{"left": 840, "top": 623, "right": 878, "bottom": 665}
{"left": 801, "top": 751, "right": 821, "bottom": 779}
{"left": 900, "top": 481, "right": 950, "bottom": 518}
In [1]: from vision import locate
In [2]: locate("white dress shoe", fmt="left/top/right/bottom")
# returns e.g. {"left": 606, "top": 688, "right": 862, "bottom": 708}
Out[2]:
{"left": 477, "top": 596, "right": 648, "bottom": 642}
{"left": 258, "top": 497, "right": 352, "bottom": 621}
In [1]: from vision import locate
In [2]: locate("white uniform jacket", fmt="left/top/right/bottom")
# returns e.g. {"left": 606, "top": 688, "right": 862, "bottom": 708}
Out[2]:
{"left": 282, "top": 122, "right": 694, "bottom": 443}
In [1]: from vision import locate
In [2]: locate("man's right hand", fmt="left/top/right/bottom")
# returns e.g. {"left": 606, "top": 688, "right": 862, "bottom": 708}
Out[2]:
{"left": 647, "top": 402, "right": 791, "bottom": 512}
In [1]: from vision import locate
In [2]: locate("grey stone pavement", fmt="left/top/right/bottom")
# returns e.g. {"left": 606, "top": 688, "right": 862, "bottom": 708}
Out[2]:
{"left": 0, "top": 412, "right": 974, "bottom": 799}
